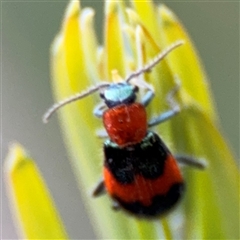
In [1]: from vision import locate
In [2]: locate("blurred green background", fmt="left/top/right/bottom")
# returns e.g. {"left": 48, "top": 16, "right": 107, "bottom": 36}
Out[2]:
{"left": 2, "top": 1, "right": 239, "bottom": 239}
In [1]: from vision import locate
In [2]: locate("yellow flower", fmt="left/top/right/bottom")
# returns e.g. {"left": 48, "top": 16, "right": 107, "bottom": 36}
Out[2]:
{"left": 5, "top": 0, "right": 239, "bottom": 239}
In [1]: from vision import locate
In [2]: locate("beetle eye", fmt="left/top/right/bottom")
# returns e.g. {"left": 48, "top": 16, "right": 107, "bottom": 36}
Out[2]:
{"left": 134, "top": 86, "right": 139, "bottom": 92}
{"left": 100, "top": 92, "right": 105, "bottom": 99}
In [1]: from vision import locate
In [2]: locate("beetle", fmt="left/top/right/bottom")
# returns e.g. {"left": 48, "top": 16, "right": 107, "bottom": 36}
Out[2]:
{"left": 43, "top": 40, "right": 205, "bottom": 218}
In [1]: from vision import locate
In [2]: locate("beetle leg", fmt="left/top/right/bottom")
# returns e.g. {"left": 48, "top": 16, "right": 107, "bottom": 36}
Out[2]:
{"left": 148, "top": 79, "right": 181, "bottom": 127}
{"left": 93, "top": 102, "right": 106, "bottom": 118}
{"left": 96, "top": 129, "right": 108, "bottom": 138}
{"left": 92, "top": 178, "right": 106, "bottom": 197}
{"left": 112, "top": 200, "right": 121, "bottom": 211}
{"left": 175, "top": 155, "right": 207, "bottom": 170}
{"left": 141, "top": 88, "right": 155, "bottom": 107}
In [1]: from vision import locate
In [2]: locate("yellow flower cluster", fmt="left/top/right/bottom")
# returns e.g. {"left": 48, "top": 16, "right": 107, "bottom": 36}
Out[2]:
{"left": 5, "top": 1, "right": 239, "bottom": 239}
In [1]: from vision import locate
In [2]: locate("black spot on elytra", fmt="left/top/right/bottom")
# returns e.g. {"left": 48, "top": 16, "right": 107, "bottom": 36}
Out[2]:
{"left": 104, "top": 131, "right": 170, "bottom": 184}
{"left": 113, "top": 182, "right": 185, "bottom": 218}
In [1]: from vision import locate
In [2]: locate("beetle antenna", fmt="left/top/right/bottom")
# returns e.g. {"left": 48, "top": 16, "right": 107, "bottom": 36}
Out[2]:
{"left": 43, "top": 82, "right": 110, "bottom": 123}
{"left": 125, "top": 40, "right": 184, "bottom": 83}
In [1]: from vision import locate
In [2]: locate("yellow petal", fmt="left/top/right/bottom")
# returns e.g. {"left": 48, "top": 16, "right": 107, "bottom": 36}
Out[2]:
{"left": 131, "top": 0, "right": 161, "bottom": 41}
{"left": 104, "top": 1, "right": 126, "bottom": 79}
{"left": 80, "top": 8, "right": 99, "bottom": 83}
{"left": 158, "top": 5, "right": 216, "bottom": 119}
{"left": 184, "top": 107, "right": 239, "bottom": 239}
{"left": 4, "top": 143, "right": 68, "bottom": 239}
